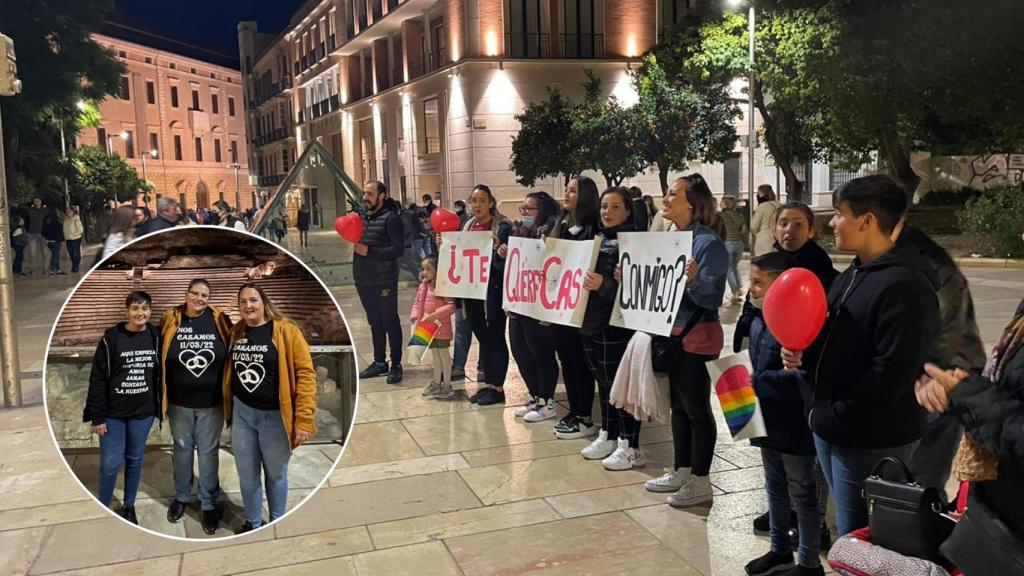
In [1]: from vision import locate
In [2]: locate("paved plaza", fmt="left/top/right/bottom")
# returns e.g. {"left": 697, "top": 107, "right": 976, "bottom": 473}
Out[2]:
{"left": 1, "top": 253, "right": 1022, "bottom": 575}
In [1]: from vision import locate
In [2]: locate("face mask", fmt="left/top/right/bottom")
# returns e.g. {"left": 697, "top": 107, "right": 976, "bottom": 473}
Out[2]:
{"left": 521, "top": 216, "right": 535, "bottom": 228}
{"left": 751, "top": 296, "right": 765, "bottom": 310}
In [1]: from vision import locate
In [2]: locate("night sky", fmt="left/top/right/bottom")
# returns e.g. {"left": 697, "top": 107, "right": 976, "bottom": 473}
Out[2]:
{"left": 110, "top": 0, "right": 307, "bottom": 67}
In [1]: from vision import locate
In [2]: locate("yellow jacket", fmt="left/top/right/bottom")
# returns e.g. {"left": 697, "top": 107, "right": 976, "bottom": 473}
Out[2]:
{"left": 159, "top": 304, "right": 234, "bottom": 417}
{"left": 222, "top": 318, "right": 318, "bottom": 447}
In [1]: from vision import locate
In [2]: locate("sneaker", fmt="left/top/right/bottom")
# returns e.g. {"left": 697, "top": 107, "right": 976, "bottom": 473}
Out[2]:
{"left": 667, "top": 474, "right": 713, "bottom": 508}
{"left": 386, "top": 365, "right": 403, "bottom": 384}
{"left": 201, "top": 509, "right": 220, "bottom": 535}
{"left": 422, "top": 381, "right": 441, "bottom": 396}
{"left": 744, "top": 551, "right": 795, "bottom": 576}
{"left": 431, "top": 382, "right": 454, "bottom": 399}
{"left": 556, "top": 414, "right": 574, "bottom": 428}
{"left": 475, "top": 387, "right": 505, "bottom": 406}
{"left": 753, "top": 509, "right": 799, "bottom": 535}
{"left": 524, "top": 401, "right": 558, "bottom": 422}
{"left": 122, "top": 506, "right": 138, "bottom": 525}
{"left": 514, "top": 398, "right": 540, "bottom": 418}
{"left": 359, "top": 362, "right": 389, "bottom": 379}
{"left": 558, "top": 417, "right": 596, "bottom": 439}
{"left": 645, "top": 467, "right": 691, "bottom": 493}
{"left": 451, "top": 366, "right": 466, "bottom": 380}
{"left": 167, "top": 498, "right": 187, "bottom": 523}
{"left": 602, "top": 438, "right": 646, "bottom": 470}
{"left": 468, "top": 388, "right": 485, "bottom": 403}
{"left": 581, "top": 429, "right": 617, "bottom": 460}
{"left": 777, "top": 565, "right": 824, "bottom": 576}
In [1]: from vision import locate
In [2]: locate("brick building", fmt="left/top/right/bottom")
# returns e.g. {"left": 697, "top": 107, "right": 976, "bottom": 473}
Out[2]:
{"left": 78, "top": 26, "right": 256, "bottom": 212}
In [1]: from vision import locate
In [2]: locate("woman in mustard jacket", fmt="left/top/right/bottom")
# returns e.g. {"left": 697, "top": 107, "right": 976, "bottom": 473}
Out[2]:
{"left": 224, "top": 282, "right": 317, "bottom": 532}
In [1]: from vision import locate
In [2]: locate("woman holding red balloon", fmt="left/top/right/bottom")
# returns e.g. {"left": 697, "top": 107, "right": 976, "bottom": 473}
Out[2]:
{"left": 643, "top": 174, "right": 729, "bottom": 508}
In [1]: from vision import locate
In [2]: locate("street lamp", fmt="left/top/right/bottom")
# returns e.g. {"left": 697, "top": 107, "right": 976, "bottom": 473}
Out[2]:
{"left": 140, "top": 149, "right": 157, "bottom": 207}
{"left": 228, "top": 162, "right": 241, "bottom": 210}
{"left": 729, "top": 0, "right": 757, "bottom": 245}
{"left": 105, "top": 131, "right": 128, "bottom": 156}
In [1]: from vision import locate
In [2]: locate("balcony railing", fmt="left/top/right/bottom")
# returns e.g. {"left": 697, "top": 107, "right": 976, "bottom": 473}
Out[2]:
{"left": 309, "top": 95, "right": 341, "bottom": 120}
{"left": 258, "top": 174, "right": 285, "bottom": 187}
{"left": 251, "top": 127, "right": 292, "bottom": 148}
{"left": 327, "top": 34, "right": 336, "bottom": 53}
{"left": 560, "top": 33, "right": 604, "bottom": 59}
{"left": 408, "top": 59, "right": 424, "bottom": 80}
{"left": 371, "top": 1, "right": 382, "bottom": 21}
{"left": 505, "top": 33, "right": 550, "bottom": 59}
{"left": 345, "top": 23, "right": 355, "bottom": 41}
{"left": 392, "top": 68, "right": 403, "bottom": 86}
{"left": 252, "top": 77, "right": 293, "bottom": 109}
{"left": 425, "top": 50, "right": 445, "bottom": 73}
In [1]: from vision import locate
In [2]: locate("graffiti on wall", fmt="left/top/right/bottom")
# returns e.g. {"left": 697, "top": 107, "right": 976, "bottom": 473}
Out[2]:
{"left": 942, "top": 154, "right": 1024, "bottom": 189}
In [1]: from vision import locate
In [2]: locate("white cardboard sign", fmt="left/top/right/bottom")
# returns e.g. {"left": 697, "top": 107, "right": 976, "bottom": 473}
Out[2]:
{"left": 610, "top": 231, "right": 693, "bottom": 337}
{"left": 502, "top": 236, "right": 601, "bottom": 327}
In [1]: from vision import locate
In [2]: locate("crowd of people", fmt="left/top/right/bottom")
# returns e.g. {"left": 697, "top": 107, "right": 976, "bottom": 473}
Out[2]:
{"left": 351, "top": 174, "right": 1024, "bottom": 575}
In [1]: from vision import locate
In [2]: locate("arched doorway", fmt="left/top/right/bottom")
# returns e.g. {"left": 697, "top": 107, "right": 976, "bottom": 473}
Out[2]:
{"left": 196, "top": 180, "right": 210, "bottom": 209}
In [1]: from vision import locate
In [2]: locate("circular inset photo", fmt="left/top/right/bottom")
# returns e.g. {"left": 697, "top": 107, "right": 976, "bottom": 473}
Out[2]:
{"left": 43, "top": 226, "right": 357, "bottom": 539}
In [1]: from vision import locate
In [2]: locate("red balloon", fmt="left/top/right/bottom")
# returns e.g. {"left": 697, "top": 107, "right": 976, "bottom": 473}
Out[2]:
{"left": 430, "top": 207, "right": 461, "bottom": 233}
{"left": 334, "top": 213, "right": 363, "bottom": 243}
{"left": 763, "top": 268, "right": 827, "bottom": 351}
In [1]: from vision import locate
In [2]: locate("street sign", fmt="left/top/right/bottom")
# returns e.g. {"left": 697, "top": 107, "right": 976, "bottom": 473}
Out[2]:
{"left": 0, "top": 34, "right": 22, "bottom": 96}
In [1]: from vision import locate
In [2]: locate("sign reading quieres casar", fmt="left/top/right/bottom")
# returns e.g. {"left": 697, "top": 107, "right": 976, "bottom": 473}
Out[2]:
{"left": 610, "top": 231, "right": 693, "bottom": 337}
{"left": 502, "top": 236, "right": 601, "bottom": 327}
{"left": 435, "top": 231, "right": 494, "bottom": 300}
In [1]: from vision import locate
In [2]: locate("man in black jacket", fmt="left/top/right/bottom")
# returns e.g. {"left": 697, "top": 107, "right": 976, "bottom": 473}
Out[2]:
{"left": 783, "top": 175, "right": 940, "bottom": 537}
{"left": 137, "top": 198, "right": 180, "bottom": 237}
{"left": 354, "top": 181, "right": 406, "bottom": 384}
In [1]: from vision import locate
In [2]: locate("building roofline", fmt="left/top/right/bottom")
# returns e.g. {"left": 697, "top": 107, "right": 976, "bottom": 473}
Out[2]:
{"left": 101, "top": 21, "right": 240, "bottom": 70}
{"left": 252, "top": 28, "right": 289, "bottom": 68}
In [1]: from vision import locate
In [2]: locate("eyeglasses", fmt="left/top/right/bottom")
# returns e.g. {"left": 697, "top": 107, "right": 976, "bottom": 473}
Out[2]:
{"left": 187, "top": 290, "right": 209, "bottom": 299}
{"left": 518, "top": 206, "right": 539, "bottom": 215}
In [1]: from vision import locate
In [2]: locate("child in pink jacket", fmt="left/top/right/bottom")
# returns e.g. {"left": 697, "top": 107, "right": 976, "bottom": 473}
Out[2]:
{"left": 410, "top": 257, "right": 457, "bottom": 398}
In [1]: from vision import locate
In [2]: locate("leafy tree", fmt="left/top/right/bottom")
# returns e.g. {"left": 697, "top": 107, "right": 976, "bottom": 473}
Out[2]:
{"left": 0, "top": 0, "right": 123, "bottom": 205}
{"left": 70, "top": 145, "right": 146, "bottom": 207}
{"left": 509, "top": 88, "right": 579, "bottom": 187}
{"left": 571, "top": 71, "right": 646, "bottom": 187}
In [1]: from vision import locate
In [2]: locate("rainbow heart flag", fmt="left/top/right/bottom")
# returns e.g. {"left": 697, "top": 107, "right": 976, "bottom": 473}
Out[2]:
{"left": 405, "top": 320, "right": 440, "bottom": 365}
{"left": 706, "top": 350, "right": 766, "bottom": 441}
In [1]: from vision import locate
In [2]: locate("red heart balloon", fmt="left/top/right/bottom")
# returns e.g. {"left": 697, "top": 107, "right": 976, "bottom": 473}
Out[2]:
{"left": 763, "top": 268, "right": 827, "bottom": 351}
{"left": 334, "top": 213, "right": 363, "bottom": 243}
{"left": 430, "top": 207, "right": 461, "bottom": 233}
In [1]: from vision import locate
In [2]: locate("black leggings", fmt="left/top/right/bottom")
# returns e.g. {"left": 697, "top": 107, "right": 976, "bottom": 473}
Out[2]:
{"left": 581, "top": 327, "right": 641, "bottom": 448}
{"left": 509, "top": 316, "right": 558, "bottom": 401}
{"left": 553, "top": 323, "right": 594, "bottom": 420}
{"left": 464, "top": 298, "right": 509, "bottom": 388}
{"left": 669, "top": 349, "right": 716, "bottom": 476}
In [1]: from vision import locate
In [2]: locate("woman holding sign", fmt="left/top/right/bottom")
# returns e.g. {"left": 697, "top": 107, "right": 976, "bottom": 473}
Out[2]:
{"left": 160, "top": 278, "right": 234, "bottom": 534}
{"left": 552, "top": 176, "right": 600, "bottom": 439}
{"left": 579, "top": 187, "right": 645, "bottom": 470}
{"left": 461, "top": 185, "right": 514, "bottom": 406}
{"left": 508, "top": 192, "right": 563, "bottom": 422}
{"left": 225, "top": 283, "right": 317, "bottom": 532}
{"left": 644, "top": 174, "right": 728, "bottom": 508}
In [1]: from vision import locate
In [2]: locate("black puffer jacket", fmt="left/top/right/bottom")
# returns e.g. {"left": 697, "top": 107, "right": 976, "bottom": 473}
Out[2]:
{"left": 353, "top": 198, "right": 405, "bottom": 286}
{"left": 581, "top": 222, "right": 634, "bottom": 336}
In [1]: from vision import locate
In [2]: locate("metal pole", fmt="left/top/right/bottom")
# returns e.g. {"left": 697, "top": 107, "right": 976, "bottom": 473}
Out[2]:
{"left": 234, "top": 165, "right": 241, "bottom": 210}
{"left": 747, "top": 4, "right": 756, "bottom": 246}
{"left": 60, "top": 124, "right": 71, "bottom": 208}
{"left": 0, "top": 103, "right": 23, "bottom": 407}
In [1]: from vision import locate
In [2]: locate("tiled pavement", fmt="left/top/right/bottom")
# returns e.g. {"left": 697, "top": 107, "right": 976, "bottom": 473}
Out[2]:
{"left": 1, "top": 258, "right": 1022, "bottom": 575}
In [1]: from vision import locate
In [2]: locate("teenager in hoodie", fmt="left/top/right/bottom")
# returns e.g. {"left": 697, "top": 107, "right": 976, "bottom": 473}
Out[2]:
{"left": 782, "top": 175, "right": 940, "bottom": 537}
{"left": 83, "top": 291, "right": 162, "bottom": 525}
{"left": 354, "top": 180, "right": 407, "bottom": 385}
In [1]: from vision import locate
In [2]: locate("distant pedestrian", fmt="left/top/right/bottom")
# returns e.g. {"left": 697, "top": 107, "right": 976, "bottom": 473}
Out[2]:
{"left": 751, "top": 184, "right": 782, "bottom": 256}
{"left": 10, "top": 216, "right": 28, "bottom": 276}
{"left": 136, "top": 198, "right": 180, "bottom": 237}
{"left": 297, "top": 204, "right": 311, "bottom": 246}
{"left": 719, "top": 195, "right": 748, "bottom": 301}
{"left": 422, "top": 193, "right": 436, "bottom": 215}
{"left": 102, "top": 206, "right": 137, "bottom": 261}
{"left": 42, "top": 209, "right": 66, "bottom": 275}
{"left": 25, "top": 196, "right": 48, "bottom": 275}
{"left": 63, "top": 206, "right": 84, "bottom": 273}
{"left": 212, "top": 200, "right": 247, "bottom": 231}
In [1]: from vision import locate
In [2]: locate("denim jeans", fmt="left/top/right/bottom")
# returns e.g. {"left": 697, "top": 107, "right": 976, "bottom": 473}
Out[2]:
{"left": 725, "top": 240, "right": 744, "bottom": 293}
{"left": 169, "top": 405, "right": 224, "bottom": 510}
{"left": 98, "top": 416, "right": 155, "bottom": 508}
{"left": 452, "top": 305, "right": 472, "bottom": 369}
{"left": 47, "top": 240, "right": 62, "bottom": 273}
{"left": 762, "top": 448, "right": 821, "bottom": 567}
{"left": 12, "top": 245, "right": 24, "bottom": 274}
{"left": 231, "top": 398, "right": 291, "bottom": 527}
{"left": 66, "top": 238, "right": 82, "bottom": 271}
{"left": 356, "top": 283, "right": 403, "bottom": 366}
{"left": 25, "top": 233, "right": 45, "bottom": 274}
{"left": 814, "top": 434, "right": 919, "bottom": 536}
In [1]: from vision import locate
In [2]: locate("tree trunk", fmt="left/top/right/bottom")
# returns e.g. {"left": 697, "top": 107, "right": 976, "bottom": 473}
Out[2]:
{"left": 880, "top": 127, "right": 920, "bottom": 202}
{"left": 657, "top": 166, "right": 669, "bottom": 195}
{"left": 753, "top": 80, "right": 804, "bottom": 203}
{"left": 604, "top": 173, "right": 614, "bottom": 188}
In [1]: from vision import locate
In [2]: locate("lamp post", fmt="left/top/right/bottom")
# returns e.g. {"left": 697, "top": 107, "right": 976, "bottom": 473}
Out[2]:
{"left": 730, "top": 0, "right": 757, "bottom": 246}
{"left": 141, "top": 149, "right": 157, "bottom": 208}
{"left": 229, "top": 163, "right": 241, "bottom": 210}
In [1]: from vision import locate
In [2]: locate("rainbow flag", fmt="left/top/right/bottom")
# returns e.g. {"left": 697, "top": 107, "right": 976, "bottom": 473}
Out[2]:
{"left": 405, "top": 320, "right": 440, "bottom": 365}
{"left": 706, "top": 350, "right": 766, "bottom": 441}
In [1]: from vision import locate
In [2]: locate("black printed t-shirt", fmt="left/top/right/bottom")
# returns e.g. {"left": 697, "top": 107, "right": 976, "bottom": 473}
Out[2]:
{"left": 231, "top": 321, "right": 280, "bottom": 410}
{"left": 167, "top": 308, "right": 226, "bottom": 408}
{"left": 107, "top": 325, "right": 159, "bottom": 419}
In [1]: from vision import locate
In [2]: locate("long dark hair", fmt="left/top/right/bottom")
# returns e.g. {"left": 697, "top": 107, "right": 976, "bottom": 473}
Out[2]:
{"left": 599, "top": 187, "right": 634, "bottom": 229}
{"left": 526, "top": 191, "right": 561, "bottom": 236}
{"left": 569, "top": 175, "right": 600, "bottom": 230}
{"left": 680, "top": 173, "right": 716, "bottom": 227}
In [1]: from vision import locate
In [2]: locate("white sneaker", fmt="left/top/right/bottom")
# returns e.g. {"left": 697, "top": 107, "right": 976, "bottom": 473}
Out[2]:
{"left": 524, "top": 401, "right": 558, "bottom": 422}
{"left": 667, "top": 474, "right": 713, "bottom": 508}
{"left": 581, "top": 429, "right": 616, "bottom": 460}
{"left": 602, "top": 438, "right": 646, "bottom": 471}
{"left": 645, "top": 467, "right": 691, "bottom": 493}
{"left": 514, "top": 399, "right": 539, "bottom": 418}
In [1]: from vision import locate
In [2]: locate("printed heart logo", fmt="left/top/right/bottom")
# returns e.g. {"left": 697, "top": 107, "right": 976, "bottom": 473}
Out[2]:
{"left": 179, "top": 349, "right": 215, "bottom": 378}
{"left": 234, "top": 361, "right": 266, "bottom": 394}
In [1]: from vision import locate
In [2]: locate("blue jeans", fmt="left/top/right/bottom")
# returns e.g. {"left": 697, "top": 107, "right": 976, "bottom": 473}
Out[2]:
{"left": 47, "top": 240, "right": 62, "bottom": 273}
{"left": 169, "top": 405, "right": 224, "bottom": 510}
{"left": 814, "top": 434, "right": 919, "bottom": 536}
{"left": 725, "top": 240, "right": 744, "bottom": 293}
{"left": 231, "top": 398, "right": 291, "bottom": 527}
{"left": 98, "top": 416, "right": 155, "bottom": 508}
{"left": 356, "top": 283, "right": 403, "bottom": 366}
{"left": 910, "top": 412, "right": 962, "bottom": 501}
{"left": 452, "top": 305, "right": 472, "bottom": 369}
{"left": 762, "top": 448, "right": 821, "bottom": 567}
{"left": 66, "top": 238, "right": 82, "bottom": 271}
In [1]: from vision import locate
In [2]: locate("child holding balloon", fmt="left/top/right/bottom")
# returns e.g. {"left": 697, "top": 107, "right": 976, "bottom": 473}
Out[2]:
{"left": 743, "top": 252, "right": 823, "bottom": 576}
{"left": 410, "top": 257, "right": 456, "bottom": 399}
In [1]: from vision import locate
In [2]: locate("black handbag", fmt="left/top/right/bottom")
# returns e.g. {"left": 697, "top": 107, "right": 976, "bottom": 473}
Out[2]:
{"left": 940, "top": 489, "right": 1024, "bottom": 574}
{"left": 862, "top": 456, "right": 955, "bottom": 562}
{"left": 650, "top": 334, "right": 681, "bottom": 373}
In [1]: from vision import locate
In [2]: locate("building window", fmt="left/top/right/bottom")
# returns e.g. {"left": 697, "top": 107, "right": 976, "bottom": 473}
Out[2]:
{"left": 228, "top": 96, "right": 236, "bottom": 116}
{"left": 211, "top": 94, "right": 219, "bottom": 114}
{"left": 97, "top": 128, "right": 107, "bottom": 151}
{"left": 118, "top": 50, "right": 127, "bottom": 58}
{"left": 124, "top": 131, "right": 134, "bottom": 158}
{"left": 170, "top": 86, "right": 179, "bottom": 108}
{"left": 210, "top": 72, "right": 216, "bottom": 79}
{"left": 230, "top": 140, "right": 238, "bottom": 163}
{"left": 119, "top": 76, "right": 130, "bottom": 100}
{"left": 169, "top": 62, "right": 176, "bottom": 70}
{"left": 257, "top": 156, "right": 264, "bottom": 175}
{"left": 144, "top": 56, "right": 153, "bottom": 64}
{"left": 663, "top": 0, "right": 694, "bottom": 27}
{"left": 282, "top": 149, "right": 289, "bottom": 173}
{"left": 214, "top": 139, "right": 222, "bottom": 163}
{"left": 146, "top": 81, "right": 155, "bottom": 104}
{"left": 174, "top": 135, "right": 183, "bottom": 160}
{"left": 190, "top": 67, "right": 197, "bottom": 74}
{"left": 149, "top": 132, "right": 159, "bottom": 156}
{"left": 194, "top": 137, "right": 203, "bottom": 161}
{"left": 191, "top": 89, "right": 200, "bottom": 110}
